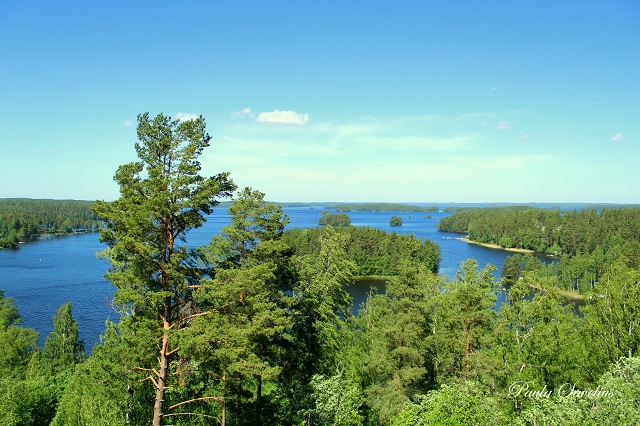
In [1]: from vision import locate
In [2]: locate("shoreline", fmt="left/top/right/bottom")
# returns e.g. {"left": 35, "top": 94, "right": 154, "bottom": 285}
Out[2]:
{"left": 459, "top": 237, "right": 585, "bottom": 303}
{"left": 459, "top": 237, "right": 536, "bottom": 254}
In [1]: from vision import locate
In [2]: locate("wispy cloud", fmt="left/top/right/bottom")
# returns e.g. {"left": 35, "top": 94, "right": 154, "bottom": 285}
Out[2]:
{"left": 203, "top": 112, "right": 563, "bottom": 202}
{"left": 257, "top": 110, "right": 310, "bottom": 126}
{"left": 231, "top": 108, "right": 254, "bottom": 119}
{"left": 611, "top": 133, "right": 624, "bottom": 143}
{"left": 519, "top": 134, "right": 533, "bottom": 140}
{"left": 496, "top": 121, "right": 512, "bottom": 130}
{"left": 123, "top": 119, "right": 134, "bottom": 127}
{"left": 175, "top": 112, "right": 198, "bottom": 122}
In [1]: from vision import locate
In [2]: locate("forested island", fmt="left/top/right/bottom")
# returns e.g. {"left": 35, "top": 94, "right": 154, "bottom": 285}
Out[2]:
{"left": 318, "top": 211, "right": 352, "bottom": 226}
{"left": 0, "top": 199, "right": 101, "bottom": 248}
{"left": 1, "top": 113, "right": 639, "bottom": 425}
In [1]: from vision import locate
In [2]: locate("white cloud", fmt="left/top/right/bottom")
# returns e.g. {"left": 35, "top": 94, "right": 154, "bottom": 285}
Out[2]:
{"left": 175, "top": 112, "right": 198, "bottom": 122}
{"left": 257, "top": 110, "right": 310, "bottom": 126}
{"left": 123, "top": 119, "right": 134, "bottom": 127}
{"left": 519, "top": 134, "right": 533, "bottom": 140}
{"left": 496, "top": 121, "right": 512, "bottom": 130}
{"left": 231, "top": 108, "right": 254, "bottom": 119}
{"left": 611, "top": 133, "right": 624, "bottom": 143}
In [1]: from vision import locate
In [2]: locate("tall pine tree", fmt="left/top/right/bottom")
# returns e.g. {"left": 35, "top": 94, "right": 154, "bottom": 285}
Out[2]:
{"left": 94, "top": 112, "right": 235, "bottom": 425}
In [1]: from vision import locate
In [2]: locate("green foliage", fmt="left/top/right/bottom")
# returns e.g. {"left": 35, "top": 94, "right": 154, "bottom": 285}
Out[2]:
{"left": 52, "top": 320, "right": 154, "bottom": 425}
{"left": 0, "top": 292, "right": 39, "bottom": 380}
{"left": 41, "top": 302, "right": 85, "bottom": 376}
{"left": 0, "top": 297, "right": 86, "bottom": 426}
{"left": 0, "top": 375, "right": 58, "bottom": 426}
{"left": 581, "top": 263, "right": 640, "bottom": 364}
{"left": 389, "top": 215, "right": 403, "bottom": 226}
{"left": 208, "top": 187, "right": 290, "bottom": 269}
{"left": 392, "top": 382, "right": 504, "bottom": 426}
{"left": 292, "top": 226, "right": 357, "bottom": 376}
{"left": 493, "top": 274, "right": 590, "bottom": 399}
{"left": 432, "top": 260, "right": 498, "bottom": 384}
{"left": 304, "top": 372, "right": 364, "bottom": 426}
{"left": 171, "top": 187, "right": 293, "bottom": 424}
{"left": 356, "top": 262, "right": 440, "bottom": 424}
{"left": 0, "top": 289, "right": 20, "bottom": 330}
{"left": 515, "top": 357, "right": 640, "bottom": 426}
{"left": 319, "top": 211, "right": 351, "bottom": 226}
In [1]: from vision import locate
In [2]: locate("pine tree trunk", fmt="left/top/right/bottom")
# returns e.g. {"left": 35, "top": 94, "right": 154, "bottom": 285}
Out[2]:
{"left": 221, "top": 374, "right": 227, "bottom": 426}
{"left": 257, "top": 374, "right": 262, "bottom": 399}
{"left": 152, "top": 298, "right": 172, "bottom": 426}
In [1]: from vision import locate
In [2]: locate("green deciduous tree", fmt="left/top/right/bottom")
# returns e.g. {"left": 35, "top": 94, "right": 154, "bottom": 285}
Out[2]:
{"left": 391, "top": 382, "right": 504, "bottom": 426}
{"left": 0, "top": 291, "right": 39, "bottom": 381}
{"left": 582, "top": 263, "right": 640, "bottom": 364}
{"left": 304, "top": 372, "right": 364, "bottom": 426}
{"left": 41, "top": 302, "right": 84, "bottom": 376}
{"left": 93, "top": 112, "right": 235, "bottom": 425}
{"left": 52, "top": 319, "right": 155, "bottom": 425}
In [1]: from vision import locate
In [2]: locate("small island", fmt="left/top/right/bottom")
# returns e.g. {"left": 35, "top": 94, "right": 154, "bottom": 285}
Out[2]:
{"left": 318, "top": 211, "right": 351, "bottom": 226}
{"left": 389, "top": 215, "right": 403, "bottom": 226}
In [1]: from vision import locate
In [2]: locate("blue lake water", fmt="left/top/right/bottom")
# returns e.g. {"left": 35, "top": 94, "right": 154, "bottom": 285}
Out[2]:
{"left": 0, "top": 207, "right": 550, "bottom": 350}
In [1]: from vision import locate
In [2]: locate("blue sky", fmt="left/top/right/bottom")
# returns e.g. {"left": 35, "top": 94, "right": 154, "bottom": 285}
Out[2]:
{"left": 1, "top": 1, "right": 638, "bottom": 203}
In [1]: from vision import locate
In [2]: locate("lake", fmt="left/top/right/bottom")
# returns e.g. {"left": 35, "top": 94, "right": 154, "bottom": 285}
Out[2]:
{"left": 0, "top": 207, "right": 550, "bottom": 350}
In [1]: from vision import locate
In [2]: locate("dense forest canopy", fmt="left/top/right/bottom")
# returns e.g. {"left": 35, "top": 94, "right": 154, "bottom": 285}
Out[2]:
{"left": 0, "top": 199, "right": 101, "bottom": 248}
{"left": 2, "top": 115, "right": 640, "bottom": 425}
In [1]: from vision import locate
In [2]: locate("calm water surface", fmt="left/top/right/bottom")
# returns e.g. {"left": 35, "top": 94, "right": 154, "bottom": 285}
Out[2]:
{"left": 0, "top": 207, "right": 548, "bottom": 349}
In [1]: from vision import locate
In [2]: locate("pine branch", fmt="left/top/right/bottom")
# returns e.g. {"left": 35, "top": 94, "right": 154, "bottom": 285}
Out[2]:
{"left": 163, "top": 412, "right": 219, "bottom": 420}
{"left": 167, "top": 396, "right": 224, "bottom": 411}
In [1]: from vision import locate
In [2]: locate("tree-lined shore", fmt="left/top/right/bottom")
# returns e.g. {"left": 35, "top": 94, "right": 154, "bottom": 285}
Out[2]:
{"left": 0, "top": 199, "right": 101, "bottom": 248}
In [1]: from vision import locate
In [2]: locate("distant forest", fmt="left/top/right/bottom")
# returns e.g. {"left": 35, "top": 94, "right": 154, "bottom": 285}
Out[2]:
{"left": 0, "top": 199, "right": 101, "bottom": 248}
{"left": 331, "top": 203, "right": 439, "bottom": 212}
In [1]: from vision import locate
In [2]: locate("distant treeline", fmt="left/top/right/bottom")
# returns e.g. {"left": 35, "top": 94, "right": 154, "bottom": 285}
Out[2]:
{"left": 331, "top": 203, "right": 439, "bottom": 212}
{"left": 442, "top": 206, "right": 469, "bottom": 213}
{"left": 283, "top": 225, "right": 440, "bottom": 276}
{"left": 0, "top": 199, "right": 101, "bottom": 248}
